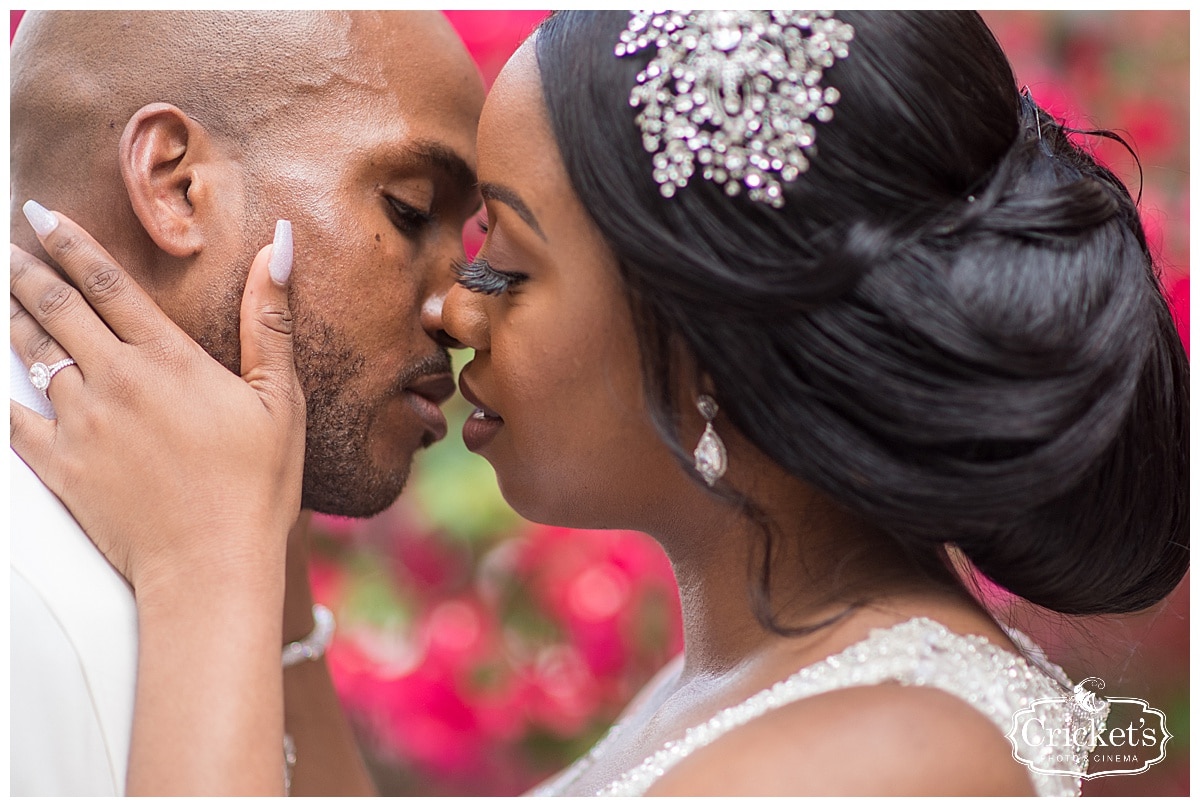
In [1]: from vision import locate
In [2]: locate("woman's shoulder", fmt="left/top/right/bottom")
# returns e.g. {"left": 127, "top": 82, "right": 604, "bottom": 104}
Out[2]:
{"left": 643, "top": 611, "right": 1077, "bottom": 797}
{"left": 646, "top": 677, "right": 1036, "bottom": 796}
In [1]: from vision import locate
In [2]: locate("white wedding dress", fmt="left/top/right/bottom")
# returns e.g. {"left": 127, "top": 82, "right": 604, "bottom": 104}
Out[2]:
{"left": 534, "top": 617, "right": 1102, "bottom": 797}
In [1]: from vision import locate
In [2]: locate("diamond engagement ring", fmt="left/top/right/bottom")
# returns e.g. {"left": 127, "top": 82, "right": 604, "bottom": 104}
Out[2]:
{"left": 29, "top": 357, "right": 77, "bottom": 397}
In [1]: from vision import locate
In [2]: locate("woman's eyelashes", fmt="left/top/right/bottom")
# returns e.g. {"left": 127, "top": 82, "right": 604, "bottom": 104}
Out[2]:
{"left": 453, "top": 256, "right": 528, "bottom": 296}
{"left": 385, "top": 196, "right": 433, "bottom": 236}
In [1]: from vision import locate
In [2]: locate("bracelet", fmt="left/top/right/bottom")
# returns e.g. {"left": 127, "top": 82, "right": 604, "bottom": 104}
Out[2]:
{"left": 283, "top": 732, "right": 297, "bottom": 795}
{"left": 282, "top": 603, "right": 335, "bottom": 668}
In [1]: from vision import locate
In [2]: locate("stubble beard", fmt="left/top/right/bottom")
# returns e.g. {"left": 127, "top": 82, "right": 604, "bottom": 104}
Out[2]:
{"left": 291, "top": 318, "right": 413, "bottom": 518}
{"left": 193, "top": 269, "right": 411, "bottom": 519}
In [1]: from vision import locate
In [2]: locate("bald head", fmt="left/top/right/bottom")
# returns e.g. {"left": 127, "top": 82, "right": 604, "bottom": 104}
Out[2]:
{"left": 15, "top": 13, "right": 301, "bottom": 220}
{"left": 10, "top": 10, "right": 476, "bottom": 244}
{"left": 14, "top": 13, "right": 321, "bottom": 148}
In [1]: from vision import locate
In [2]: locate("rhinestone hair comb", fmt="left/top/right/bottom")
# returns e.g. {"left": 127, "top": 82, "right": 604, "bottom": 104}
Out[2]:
{"left": 615, "top": 11, "right": 854, "bottom": 208}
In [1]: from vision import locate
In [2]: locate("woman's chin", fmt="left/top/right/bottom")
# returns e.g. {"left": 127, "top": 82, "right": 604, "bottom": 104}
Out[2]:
{"left": 493, "top": 475, "right": 560, "bottom": 527}
{"left": 495, "top": 475, "right": 634, "bottom": 532}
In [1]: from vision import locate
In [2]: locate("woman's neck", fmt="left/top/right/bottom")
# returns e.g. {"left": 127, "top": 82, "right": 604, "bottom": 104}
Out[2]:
{"left": 650, "top": 472, "right": 952, "bottom": 681}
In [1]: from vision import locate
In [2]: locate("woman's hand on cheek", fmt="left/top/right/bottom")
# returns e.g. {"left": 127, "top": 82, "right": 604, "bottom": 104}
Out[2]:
{"left": 9, "top": 204, "right": 306, "bottom": 597}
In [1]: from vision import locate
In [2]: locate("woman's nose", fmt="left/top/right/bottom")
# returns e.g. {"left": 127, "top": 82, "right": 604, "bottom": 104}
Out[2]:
{"left": 439, "top": 281, "right": 490, "bottom": 352}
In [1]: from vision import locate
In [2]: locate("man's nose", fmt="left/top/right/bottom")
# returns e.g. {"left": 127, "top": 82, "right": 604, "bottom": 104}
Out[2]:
{"left": 421, "top": 233, "right": 468, "bottom": 348}
{"left": 421, "top": 282, "right": 464, "bottom": 349}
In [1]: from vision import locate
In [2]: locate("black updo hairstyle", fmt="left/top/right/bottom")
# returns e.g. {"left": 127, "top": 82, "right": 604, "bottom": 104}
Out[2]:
{"left": 534, "top": 11, "right": 1188, "bottom": 624}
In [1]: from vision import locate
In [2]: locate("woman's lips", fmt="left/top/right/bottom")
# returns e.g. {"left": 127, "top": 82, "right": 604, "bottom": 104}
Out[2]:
{"left": 462, "top": 407, "right": 503, "bottom": 453}
{"left": 458, "top": 372, "right": 504, "bottom": 453}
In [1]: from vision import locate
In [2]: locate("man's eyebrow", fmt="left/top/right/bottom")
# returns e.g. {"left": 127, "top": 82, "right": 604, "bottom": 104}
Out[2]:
{"left": 408, "top": 140, "right": 478, "bottom": 196}
{"left": 480, "top": 181, "right": 546, "bottom": 241}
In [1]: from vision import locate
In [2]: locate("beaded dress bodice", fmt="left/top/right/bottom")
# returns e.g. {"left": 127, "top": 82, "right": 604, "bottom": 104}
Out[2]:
{"left": 534, "top": 617, "right": 1101, "bottom": 797}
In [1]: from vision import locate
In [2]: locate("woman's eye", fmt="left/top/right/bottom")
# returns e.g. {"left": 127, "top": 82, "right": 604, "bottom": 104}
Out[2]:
{"left": 386, "top": 196, "right": 433, "bottom": 236}
{"left": 453, "top": 257, "right": 527, "bottom": 296}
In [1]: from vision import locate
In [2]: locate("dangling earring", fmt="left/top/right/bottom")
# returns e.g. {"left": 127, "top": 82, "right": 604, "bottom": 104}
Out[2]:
{"left": 693, "top": 394, "right": 727, "bottom": 486}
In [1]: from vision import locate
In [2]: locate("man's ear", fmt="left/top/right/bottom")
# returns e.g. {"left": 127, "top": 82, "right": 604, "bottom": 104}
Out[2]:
{"left": 119, "top": 102, "right": 215, "bottom": 258}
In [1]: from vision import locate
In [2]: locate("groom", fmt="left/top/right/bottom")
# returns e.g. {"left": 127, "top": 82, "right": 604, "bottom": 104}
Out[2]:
{"left": 9, "top": 11, "right": 483, "bottom": 795}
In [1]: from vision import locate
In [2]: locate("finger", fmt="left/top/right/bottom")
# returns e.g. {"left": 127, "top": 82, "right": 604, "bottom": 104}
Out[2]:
{"left": 10, "top": 398, "right": 59, "bottom": 485}
{"left": 20, "top": 200, "right": 184, "bottom": 346}
{"left": 11, "top": 242, "right": 120, "bottom": 367}
{"left": 240, "top": 220, "right": 303, "bottom": 418}
{"left": 10, "top": 294, "right": 85, "bottom": 404}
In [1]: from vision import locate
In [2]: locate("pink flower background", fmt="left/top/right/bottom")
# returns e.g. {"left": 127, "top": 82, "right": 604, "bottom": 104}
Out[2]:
{"left": 10, "top": 10, "right": 1188, "bottom": 797}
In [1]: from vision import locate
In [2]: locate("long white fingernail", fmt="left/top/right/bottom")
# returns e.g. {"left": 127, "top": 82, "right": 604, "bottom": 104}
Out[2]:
{"left": 268, "top": 220, "right": 293, "bottom": 285}
{"left": 22, "top": 200, "right": 59, "bottom": 237}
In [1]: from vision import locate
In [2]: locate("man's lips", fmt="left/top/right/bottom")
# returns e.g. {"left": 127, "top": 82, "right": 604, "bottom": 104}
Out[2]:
{"left": 406, "top": 373, "right": 457, "bottom": 406}
{"left": 403, "top": 372, "right": 456, "bottom": 444}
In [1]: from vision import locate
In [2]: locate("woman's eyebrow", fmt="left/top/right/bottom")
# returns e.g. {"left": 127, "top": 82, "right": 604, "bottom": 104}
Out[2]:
{"left": 480, "top": 181, "right": 546, "bottom": 241}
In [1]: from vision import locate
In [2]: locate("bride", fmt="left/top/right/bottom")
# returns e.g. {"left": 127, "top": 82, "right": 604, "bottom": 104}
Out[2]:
{"left": 10, "top": 11, "right": 1187, "bottom": 796}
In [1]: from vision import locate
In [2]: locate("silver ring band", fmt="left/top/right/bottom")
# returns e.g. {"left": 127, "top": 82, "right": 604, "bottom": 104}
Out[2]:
{"left": 29, "top": 357, "right": 77, "bottom": 397}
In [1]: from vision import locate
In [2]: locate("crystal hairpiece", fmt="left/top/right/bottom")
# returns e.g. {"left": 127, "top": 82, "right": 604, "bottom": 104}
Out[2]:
{"left": 615, "top": 11, "right": 854, "bottom": 208}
